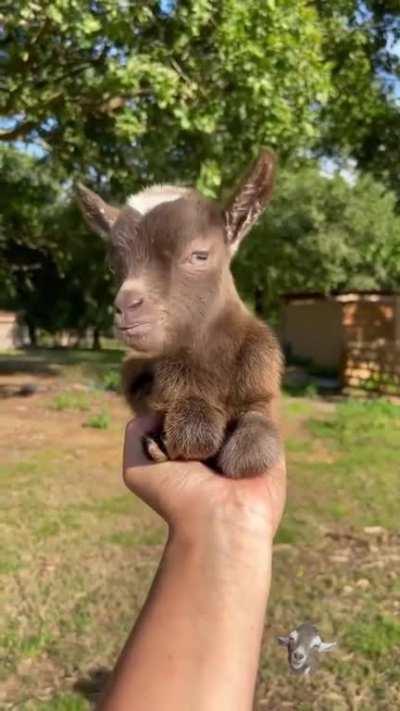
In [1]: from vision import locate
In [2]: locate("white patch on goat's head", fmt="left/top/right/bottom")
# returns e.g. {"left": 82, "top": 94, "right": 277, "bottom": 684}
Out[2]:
{"left": 127, "top": 184, "right": 190, "bottom": 215}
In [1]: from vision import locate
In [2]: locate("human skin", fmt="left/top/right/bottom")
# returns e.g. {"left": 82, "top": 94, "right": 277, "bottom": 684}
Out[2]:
{"left": 97, "top": 415, "right": 286, "bottom": 711}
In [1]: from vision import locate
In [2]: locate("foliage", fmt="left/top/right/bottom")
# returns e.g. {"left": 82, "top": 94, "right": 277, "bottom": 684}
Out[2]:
{"left": 313, "top": 1, "right": 400, "bottom": 196}
{"left": 0, "top": 145, "right": 114, "bottom": 344}
{"left": 52, "top": 391, "right": 91, "bottom": 412}
{"left": 2, "top": 1, "right": 400, "bottom": 194}
{"left": 234, "top": 164, "right": 400, "bottom": 315}
{"left": 1, "top": 0, "right": 331, "bottom": 192}
{"left": 83, "top": 409, "right": 111, "bottom": 429}
{"left": 2, "top": 1, "right": 400, "bottom": 334}
{"left": 0, "top": 145, "right": 61, "bottom": 308}
{"left": 100, "top": 368, "right": 121, "bottom": 392}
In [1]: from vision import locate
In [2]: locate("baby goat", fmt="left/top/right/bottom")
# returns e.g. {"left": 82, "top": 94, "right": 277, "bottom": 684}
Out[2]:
{"left": 77, "top": 150, "right": 283, "bottom": 478}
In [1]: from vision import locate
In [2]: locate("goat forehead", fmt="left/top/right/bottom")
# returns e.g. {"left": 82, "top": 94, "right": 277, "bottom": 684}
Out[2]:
{"left": 128, "top": 184, "right": 190, "bottom": 215}
{"left": 140, "top": 196, "right": 224, "bottom": 248}
{"left": 296, "top": 624, "right": 319, "bottom": 642}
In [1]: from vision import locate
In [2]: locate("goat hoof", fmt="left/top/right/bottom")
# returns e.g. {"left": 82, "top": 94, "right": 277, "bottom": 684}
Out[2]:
{"left": 143, "top": 434, "right": 169, "bottom": 463}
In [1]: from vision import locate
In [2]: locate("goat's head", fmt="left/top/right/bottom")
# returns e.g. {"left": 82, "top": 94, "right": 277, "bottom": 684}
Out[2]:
{"left": 277, "top": 623, "right": 336, "bottom": 674}
{"left": 77, "top": 150, "right": 276, "bottom": 357}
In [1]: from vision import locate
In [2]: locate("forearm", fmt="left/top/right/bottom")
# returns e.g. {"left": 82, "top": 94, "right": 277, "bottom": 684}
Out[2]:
{"left": 98, "top": 516, "right": 272, "bottom": 711}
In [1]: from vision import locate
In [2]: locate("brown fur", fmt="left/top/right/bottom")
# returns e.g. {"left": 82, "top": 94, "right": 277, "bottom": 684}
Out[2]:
{"left": 77, "top": 150, "right": 283, "bottom": 478}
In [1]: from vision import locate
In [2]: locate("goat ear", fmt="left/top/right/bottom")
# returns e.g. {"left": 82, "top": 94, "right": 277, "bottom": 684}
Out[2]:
{"left": 318, "top": 641, "right": 336, "bottom": 653}
{"left": 76, "top": 184, "right": 120, "bottom": 239}
{"left": 224, "top": 149, "right": 276, "bottom": 254}
{"left": 276, "top": 636, "right": 290, "bottom": 647}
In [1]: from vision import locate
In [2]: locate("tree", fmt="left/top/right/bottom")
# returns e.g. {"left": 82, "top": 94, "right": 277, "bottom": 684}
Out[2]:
{"left": 3, "top": 1, "right": 400, "bottom": 194}
{"left": 2, "top": 2, "right": 400, "bottom": 342}
{"left": 0, "top": 144, "right": 62, "bottom": 330}
{"left": 1, "top": 0, "right": 331, "bottom": 192}
{"left": 313, "top": 1, "right": 400, "bottom": 197}
{"left": 233, "top": 164, "right": 400, "bottom": 318}
{"left": 0, "top": 145, "right": 114, "bottom": 346}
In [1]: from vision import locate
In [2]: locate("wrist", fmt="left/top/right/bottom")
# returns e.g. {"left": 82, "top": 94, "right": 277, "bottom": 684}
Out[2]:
{"left": 165, "top": 515, "right": 272, "bottom": 639}
{"left": 168, "top": 504, "right": 273, "bottom": 574}
{"left": 171, "top": 488, "right": 274, "bottom": 548}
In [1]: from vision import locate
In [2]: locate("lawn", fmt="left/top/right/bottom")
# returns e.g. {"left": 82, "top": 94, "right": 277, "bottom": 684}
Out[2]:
{"left": 0, "top": 349, "right": 399, "bottom": 710}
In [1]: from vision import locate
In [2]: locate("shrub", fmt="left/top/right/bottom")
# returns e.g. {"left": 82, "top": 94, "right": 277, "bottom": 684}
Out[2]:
{"left": 83, "top": 410, "right": 111, "bottom": 429}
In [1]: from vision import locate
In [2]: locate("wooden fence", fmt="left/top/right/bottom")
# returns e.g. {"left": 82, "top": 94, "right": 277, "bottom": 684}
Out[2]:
{"left": 343, "top": 341, "right": 400, "bottom": 396}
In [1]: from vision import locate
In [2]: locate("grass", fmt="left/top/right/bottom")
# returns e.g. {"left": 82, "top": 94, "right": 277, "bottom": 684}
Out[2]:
{"left": 0, "top": 348, "right": 399, "bottom": 709}
{"left": 26, "top": 694, "right": 90, "bottom": 710}
{"left": 83, "top": 410, "right": 111, "bottom": 429}
{"left": 283, "top": 381, "right": 319, "bottom": 398}
{"left": 100, "top": 368, "right": 121, "bottom": 392}
{"left": 52, "top": 392, "right": 91, "bottom": 412}
{"left": 344, "top": 613, "right": 400, "bottom": 660}
{"left": 301, "top": 398, "right": 400, "bottom": 529}
{"left": 308, "top": 398, "right": 400, "bottom": 444}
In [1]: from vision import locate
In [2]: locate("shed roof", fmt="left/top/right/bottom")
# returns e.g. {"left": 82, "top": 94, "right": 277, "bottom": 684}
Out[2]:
{"left": 0, "top": 311, "right": 17, "bottom": 323}
{"left": 282, "top": 290, "right": 399, "bottom": 304}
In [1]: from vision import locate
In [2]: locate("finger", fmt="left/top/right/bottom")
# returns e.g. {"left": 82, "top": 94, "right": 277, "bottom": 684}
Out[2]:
{"left": 123, "top": 460, "right": 178, "bottom": 515}
{"left": 269, "top": 453, "right": 287, "bottom": 492}
{"left": 237, "top": 454, "right": 286, "bottom": 535}
{"left": 123, "top": 415, "right": 163, "bottom": 471}
{"left": 123, "top": 458, "right": 211, "bottom": 520}
{"left": 123, "top": 415, "right": 208, "bottom": 517}
{"left": 266, "top": 454, "right": 287, "bottom": 536}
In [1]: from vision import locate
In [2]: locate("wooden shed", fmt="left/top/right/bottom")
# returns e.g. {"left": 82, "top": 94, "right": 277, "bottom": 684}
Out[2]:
{"left": 281, "top": 291, "right": 400, "bottom": 396}
{"left": 0, "top": 311, "right": 28, "bottom": 350}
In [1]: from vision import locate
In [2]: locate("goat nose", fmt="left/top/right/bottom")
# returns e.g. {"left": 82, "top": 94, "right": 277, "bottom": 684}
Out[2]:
{"left": 293, "top": 650, "right": 305, "bottom": 663}
{"left": 114, "top": 290, "right": 144, "bottom": 315}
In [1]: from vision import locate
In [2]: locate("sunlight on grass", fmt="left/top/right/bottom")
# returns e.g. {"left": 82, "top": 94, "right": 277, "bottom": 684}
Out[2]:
{"left": 1, "top": 349, "right": 399, "bottom": 707}
{"left": 105, "top": 527, "right": 166, "bottom": 548}
{"left": 296, "top": 398, "right": 400, "bottom": 530}
{"left": 308, "top": 398, "right": 400, "bottom": 445}
{"left": 83, "top": 410, "right": 111, "bottom": 429}
{"left": 52, "top": 391, "right": 92, "bottom": 412}
{"left": 76, "top": 495, "right": 137, "bottom": 516}
{"left": 344, "top": 613, "right": 400, "bottom": 659}
{"left": 31, "top": 694, "right": 90, "bottom": 710}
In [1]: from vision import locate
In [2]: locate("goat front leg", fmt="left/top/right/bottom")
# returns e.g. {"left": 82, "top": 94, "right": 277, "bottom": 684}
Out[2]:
{"left": 164, "top": 397, "right": 226, "bottom": 462}
{"left": 143, "top": 431, "right": 169, "bottom": 464}
{"left": 217, "top": 411, "right": 281, "bottom": 479}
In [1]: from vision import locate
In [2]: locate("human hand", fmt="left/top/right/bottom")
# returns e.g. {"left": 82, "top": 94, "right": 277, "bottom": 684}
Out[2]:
{"left": 123, "top": 415, "right": 286, "bottom": 543}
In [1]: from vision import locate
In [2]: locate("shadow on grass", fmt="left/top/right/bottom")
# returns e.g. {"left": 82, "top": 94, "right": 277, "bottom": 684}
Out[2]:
{"left": 0, "top": 382, "right": 42, "bottom": 398}
{"left": 74, "top": 667, "right": 111, "bottom": 704}
{"left": 0, "top": 353, "right": 59, "bottom": 377}
{"left": 0, "top": 347, "right": 125, "bottom": 380}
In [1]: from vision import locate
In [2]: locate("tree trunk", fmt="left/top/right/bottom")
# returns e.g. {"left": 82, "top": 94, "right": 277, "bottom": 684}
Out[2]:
{"left": 254, "top": 285, "right": 264, "bottom": 317}
{"left": 27, "top": 322, "right": 37, "bottom": 348}
{"left": 92, "top": 327, "right": 101, "bottom": 350}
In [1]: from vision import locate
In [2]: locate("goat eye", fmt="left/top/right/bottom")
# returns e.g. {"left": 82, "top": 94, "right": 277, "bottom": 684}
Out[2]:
{"left": 190, "top": 250, "right": 209, "bottom": 264}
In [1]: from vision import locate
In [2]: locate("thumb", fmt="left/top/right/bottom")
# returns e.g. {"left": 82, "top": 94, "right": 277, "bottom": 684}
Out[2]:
{"left": 122, "top": 417, "right": 211, "bottom": 521}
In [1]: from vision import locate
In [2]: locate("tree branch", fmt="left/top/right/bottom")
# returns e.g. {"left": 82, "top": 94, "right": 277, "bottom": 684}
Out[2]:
{"left": 0, "top": 121, "right": 36, "bottom": 141}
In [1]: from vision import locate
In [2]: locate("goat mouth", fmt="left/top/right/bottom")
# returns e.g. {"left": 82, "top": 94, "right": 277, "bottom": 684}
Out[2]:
{"left": 118, "top": 322, "right": 152, "bottom": 338}
{"left": 291, "top": 659, "right": 306, "bottom": 671}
